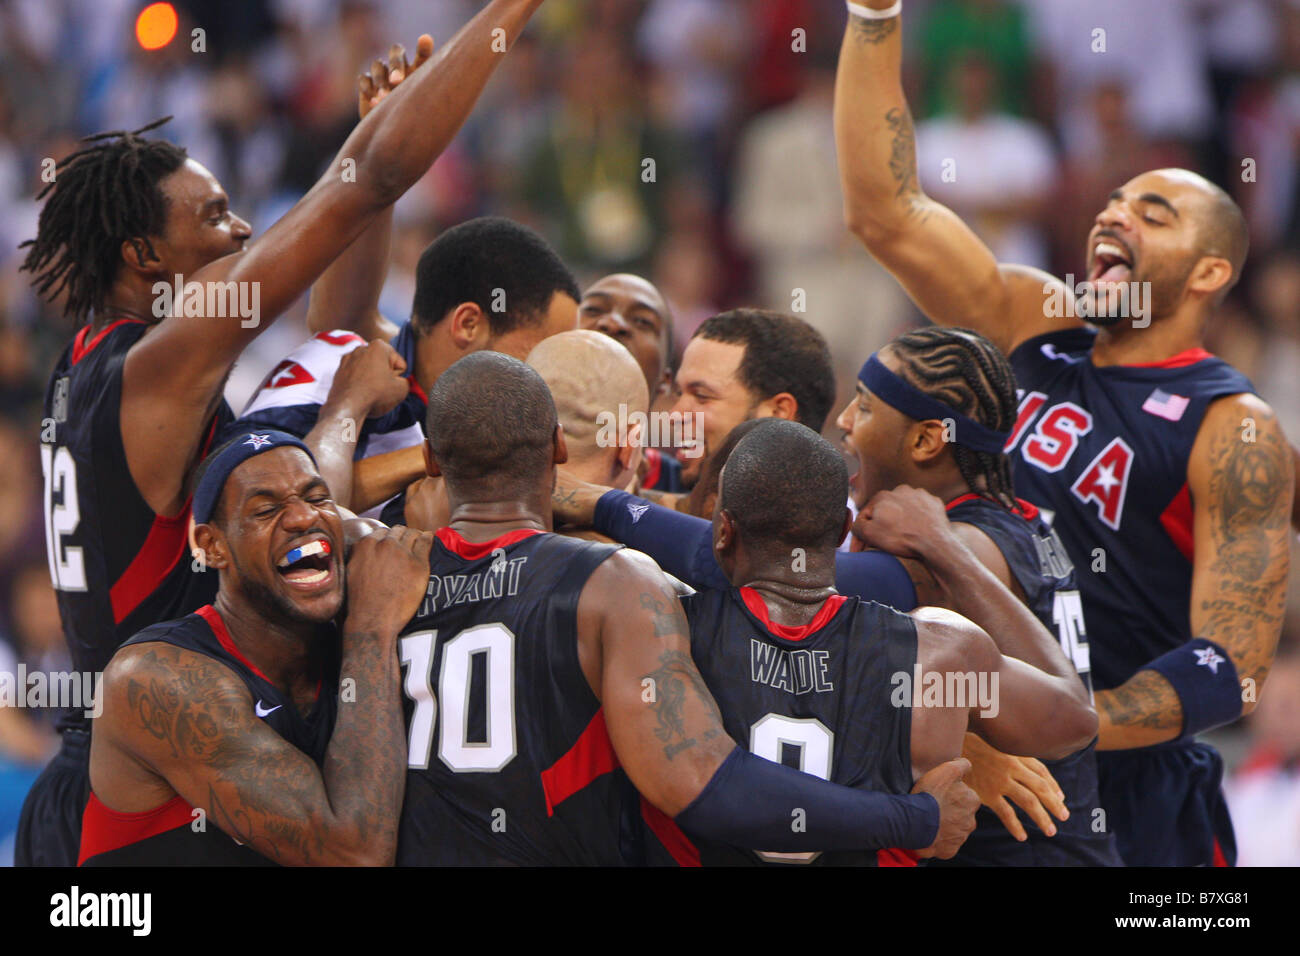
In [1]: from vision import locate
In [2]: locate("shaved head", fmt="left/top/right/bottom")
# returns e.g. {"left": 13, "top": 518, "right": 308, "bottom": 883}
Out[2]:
{"left": 527, "top": 330, "right": 649, "bottom": 467}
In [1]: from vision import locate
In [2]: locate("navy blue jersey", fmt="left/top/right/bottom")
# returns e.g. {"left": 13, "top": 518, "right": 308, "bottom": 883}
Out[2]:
{"left": 79, "top": 605, "right": 338, "bottom": 866}
{"left": 679, "top": 587, "right": 918, "bottom": 867}
{"left": 1009, "top": 328, "right": 1256, "bottom": 866}
{"left": 41, "top": 319, "right": 231, "bottom": 730}
{"left": 938, "top": 493, "right": 1120, "bottom": 866}
{"left": 1007, "top": 328, "right": 1255, "bottom": 688}
{"left": 642, "top": 448, "right": 686, "bottom": 493}
{"left": 397, "top": 528, "right": 648, "bottom": 866}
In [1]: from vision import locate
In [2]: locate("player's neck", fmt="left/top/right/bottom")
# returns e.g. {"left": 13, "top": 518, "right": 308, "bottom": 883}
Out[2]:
{"left": 1089, "top": 311, "right": 1205, "bottom": 367}
{"left": 446, "top": 499, "right": 550, "bottom": 541}
{"left": 97, "top": 277, "right": 167, "bottom": 332}
{"left": 734, "top": 549, "right": 837, "bottom": 625}
{"left": 212, "top": 594, "right": 324, "bottom": 694}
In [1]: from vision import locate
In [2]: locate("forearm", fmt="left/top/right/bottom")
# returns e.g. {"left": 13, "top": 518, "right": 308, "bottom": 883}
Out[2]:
{"left": 834, "top": 2, "right": 917, "bottom": 236}
{"left": 353, "top": 444, "right": 427, "bottom": 514}
{"left": 674, "top": 747, "right": 939, "bottom": 852}
{"left": 592, "top": 489, "right": 729, "bottom": 590}
{"left": 1095, "top": 670, "right": 1184, "bottom": 751}
{"left": 304, "top": 398, "right": 366, "bottom": 510}
{"left": 321, "top": 620, "right": 407, "bottom": 864}
{"left": 341, "top": 0, "right": 543, "bottom": 207}
{"left": 306, "top": 206, "right": 397, "bottom": 341}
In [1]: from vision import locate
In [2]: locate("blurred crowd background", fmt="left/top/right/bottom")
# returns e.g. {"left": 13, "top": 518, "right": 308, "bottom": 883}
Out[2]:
{"left": 0, "top": 0, "right": 1297, "bottom": 865}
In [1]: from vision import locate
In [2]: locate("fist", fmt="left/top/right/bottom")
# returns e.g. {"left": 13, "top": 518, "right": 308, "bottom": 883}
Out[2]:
{"left": 852, "top": 485, "right": 953, "bottom": 559}
{"left": 344, "top": 525, "right": 433, "bottom": 631}
{"left": 332, "top": 338, "right": 409, "bottom": 420}
{"left": 912, "top": 757, "right": 979, "bottom": 860}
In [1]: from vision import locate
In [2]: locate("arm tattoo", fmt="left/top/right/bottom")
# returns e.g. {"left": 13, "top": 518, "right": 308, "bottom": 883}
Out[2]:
{"left": 1197, "top": 414, "right": 1291, "bottom": 682}
{"left": 849, "top": 14, "right": 898, "bottom": 45}
{"left": 643, "top": 649, "right": 725, "bottom": 761}
{"left": 884, "top": 107, "right": 920, "bottom": 200}
{"left": 639, "top": 591, "right": 681, "bottom": 639}
{"left": 1096, "top": 671, "right": 1183, "bottom": 733}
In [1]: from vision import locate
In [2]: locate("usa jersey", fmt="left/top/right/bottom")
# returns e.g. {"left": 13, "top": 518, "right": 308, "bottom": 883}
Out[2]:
{"left": 79, "top": 605, "right": 338, "bottom": 865}
{"left": 939, "top": 494, "right": 1120, "bottom": 866}
{"left": 397, "top": 528, "right": 646, "bottom": 866}
{"left": 681, "top": 587, "right": 918, "bottom": 866}
{"left": 42, "top": 318, "right": 230, "bottom": 730}
{"left": 1007, "top": 328, "right": 1255, "bottom": 689}
{"left": 239, "top": 324, "right": 427, "bottom": 517}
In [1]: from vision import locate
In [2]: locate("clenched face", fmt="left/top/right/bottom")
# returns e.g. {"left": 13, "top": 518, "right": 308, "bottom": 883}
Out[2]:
{"left": 206, "top": 447, "right": 346, "bottom": 625}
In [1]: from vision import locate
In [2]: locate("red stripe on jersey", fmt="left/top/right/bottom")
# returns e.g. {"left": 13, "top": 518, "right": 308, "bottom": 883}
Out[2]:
{"left": 944, "top": 492, "right": 1039, "bottom": 521}
{"left": 640, "top": 795, "right": 701, "bottom": 867}
{"left": 314, "top": 330, "right": 365, "bottom": 346}
{"left": 1212, "top": 839, "right": 1229, "bottom": 867}
{"left": 435, "top": 527, "right": 542, "bottom": 560}
{"left": 642, "top": 448, "right": 663, "bottom": 489}
{"left": 1123, "top": 348, "right": 1213, "bottom": 369}
{"left": 109, "top": 510, "right": 189, "bottom": 623}
{"left": 70, "top": 318, "right": 147, "bottom": 365}
{"left": 78, "top": 790, "right": 193, "bottom": 865}
{"left": 540, "top": 707, "right": 620, "bottom": 815}
{"left": 876, "top": 847, "right": 919, "bottom": 867}
{"left": 739, "top": 587, "right": 848, "bottom": 642}
{"left": 198, "top": 604, "right": 274, "bottom": 685}
{"left": 407, "top": 377, "right": 427, "bottom": 406}
{"left": 1159, "top": 482, "right": 1194, "bottom": 563}
{"left": 109, "top": 415, "right": 221, "bottom": 624}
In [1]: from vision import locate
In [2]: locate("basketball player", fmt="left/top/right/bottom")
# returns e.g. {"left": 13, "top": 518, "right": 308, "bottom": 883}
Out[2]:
{"left": 834, "top": 0, "right": 1293, "bottom": 865}
{"left": 677, "top": 419, "right": 1096, "bottom": 865}
{"left": 81, "top": 430, "right": 432, "bottom": 865}
{"left": 242, "top": 217, "right": 580, "bottom": 518}
{"left": 18, "top": 0, "right": 548, "bottom": 866}
{"left": 838, "top": 328, "right": 1121, "bottom": 864}
{"left": 395, "top": 352, "right": 979, "bottom": 865}
{"left": 577, "top": 273, "right": 685, "bottom": 493}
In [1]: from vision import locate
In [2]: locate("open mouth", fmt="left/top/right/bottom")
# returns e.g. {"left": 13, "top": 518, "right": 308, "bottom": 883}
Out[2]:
{"left": 276, "top": 538, "right": 334, "bottom": 589}
{"left": 1089, "top": 239, "right": 1133, "bottom": 285}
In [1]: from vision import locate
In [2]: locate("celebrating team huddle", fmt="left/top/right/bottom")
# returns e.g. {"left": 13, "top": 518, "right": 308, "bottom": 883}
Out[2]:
{"left": 18, "top": 0, "right": 1295, "bottom": 867}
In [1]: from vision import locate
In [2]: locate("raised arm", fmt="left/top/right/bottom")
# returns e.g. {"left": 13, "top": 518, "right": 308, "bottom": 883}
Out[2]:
{"left": 94, "top": 526, "right": 432, "bottom": 865}
{"left": 1095, "top": 394, "right": 1292, "bottom": 750}
{"left": 834, "top": 2, "right": 1069, "bottom": 353}
{"left": 123, "top": 1, "right": 544, "bottom": 514}
{"left": 305, "top": 41, "right": 434, "bottom": 341}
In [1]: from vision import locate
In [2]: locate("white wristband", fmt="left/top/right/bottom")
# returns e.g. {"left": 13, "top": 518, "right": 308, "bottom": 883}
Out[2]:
{"left": 847, "top": 1, "right": 901, "bottom": 20}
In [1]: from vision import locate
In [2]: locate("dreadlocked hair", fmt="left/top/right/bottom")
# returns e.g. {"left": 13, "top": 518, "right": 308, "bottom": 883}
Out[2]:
{"left": 19, "top": 117, "right": 187, "bottom": 325}
{"left": 888, "top": 326, "right": 1021, "bottom": 512}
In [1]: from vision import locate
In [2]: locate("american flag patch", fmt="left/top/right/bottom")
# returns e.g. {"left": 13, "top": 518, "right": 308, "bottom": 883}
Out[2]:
{"left": 1141, "top": 388, "right": 1189, "bottom": 421}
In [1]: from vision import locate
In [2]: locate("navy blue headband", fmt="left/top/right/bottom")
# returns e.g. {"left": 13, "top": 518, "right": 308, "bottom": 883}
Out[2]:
{"left": 192, "top": 429, "right": 317, "bottom": 525}
{"left": 858, "top": 354, "right": 1010, "bottom": 455}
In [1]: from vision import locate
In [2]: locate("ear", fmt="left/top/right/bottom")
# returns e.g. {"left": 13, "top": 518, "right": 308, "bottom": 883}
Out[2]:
{"left": 423, "top": 438, "right": 442, "bottom": 478}
{"left": 758, "top": 392, "right": 798, "bottom": 421}
{"left": 714, "top": 509, "right": 735, "bottom": 554}
{"left": 553, "top": 424, "right": 569, "bottom": 466}
{"left": 192, "top": 523, "right": 229, "bottom": 570}
{"left": 447, "top": 303, "right": 490, "bottom": 351}
{"left": 1188, "top": 255, "right": 1234, "bottom": 300}
{"left": 119, "top": 237, "right": 164, "bottom": 279}
{"left": 909, "top": 420, "right": 949, "bottom": 465}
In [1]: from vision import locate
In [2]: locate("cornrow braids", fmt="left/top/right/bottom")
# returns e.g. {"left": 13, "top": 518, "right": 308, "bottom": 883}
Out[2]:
{"left": 888, "top": 326, "right": 1021, "bottom": 512}
{"left": 19, "top": 117, "right": 187, "bottom": 325}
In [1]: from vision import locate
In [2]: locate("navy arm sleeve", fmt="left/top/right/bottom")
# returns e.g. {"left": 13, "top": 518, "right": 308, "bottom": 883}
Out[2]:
{"left": 594, "top": 490, "right": 919, "bottom": 609}
{"left": 675, "top": 748, "right": 939, "bottom": 851}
